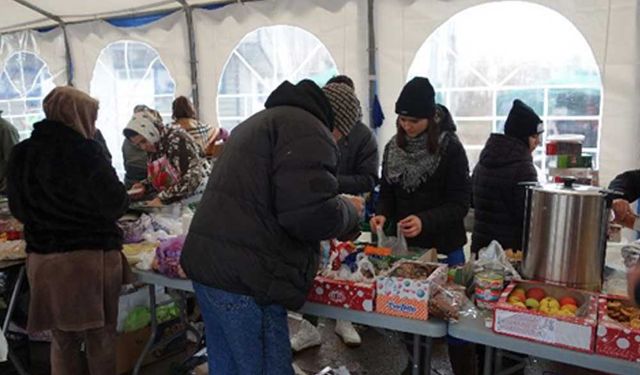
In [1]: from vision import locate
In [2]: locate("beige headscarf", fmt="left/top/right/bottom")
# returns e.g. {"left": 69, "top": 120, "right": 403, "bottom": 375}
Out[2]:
{"left": 43, "top": 86, "right": 99, "bottom": 139}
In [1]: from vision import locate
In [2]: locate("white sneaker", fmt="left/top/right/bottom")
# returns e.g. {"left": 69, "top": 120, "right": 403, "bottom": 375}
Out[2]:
{"left": 291, "top": 319, "right": 322, "bottom": 352}
{"left": 334, "top": 320, "right": 361, "bottom": 347}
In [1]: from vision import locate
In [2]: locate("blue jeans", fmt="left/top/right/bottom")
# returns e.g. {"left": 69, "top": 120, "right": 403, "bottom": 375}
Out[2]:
{"left": 193, "top": 282, "right": 294, "bottom": 375}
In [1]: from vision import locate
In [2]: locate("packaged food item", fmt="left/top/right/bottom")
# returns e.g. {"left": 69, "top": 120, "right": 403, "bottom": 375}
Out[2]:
{"left": 429, "top": 283, "right": 478, "bottom": 322}
{"left": 474, "top": 270, "right": 504, "bottom": 309}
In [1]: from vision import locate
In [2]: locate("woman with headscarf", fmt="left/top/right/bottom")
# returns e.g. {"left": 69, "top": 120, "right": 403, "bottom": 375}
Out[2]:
{"left": 121, "top": 105, "right": 162, "bottom": 188}
{"left": 7, "top": 86, "right": 130, "bottom": 375}
{"left": 125, "top": 109, "right": 210, "bottom": 206}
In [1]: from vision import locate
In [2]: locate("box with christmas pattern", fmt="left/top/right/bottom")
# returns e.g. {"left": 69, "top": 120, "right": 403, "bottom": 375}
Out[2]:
{"left": 595, "top": 295, "right": 640, "bottom": 362}
{"left": 306, "top": 276, "right": 375, "bottom": 312}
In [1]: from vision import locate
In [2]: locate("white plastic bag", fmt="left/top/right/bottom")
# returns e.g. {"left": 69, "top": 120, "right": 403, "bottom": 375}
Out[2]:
{"left": 476, "top": 240, "right": 521, "bottom": 280}
{"left": 0, "top": 328, "right": 7, "bottom": 362}
{"left": 376, "top": 224, "right": 410, "bottom": 256}
{"left": 621, "top": 241, "right": 640, "bottom": 270}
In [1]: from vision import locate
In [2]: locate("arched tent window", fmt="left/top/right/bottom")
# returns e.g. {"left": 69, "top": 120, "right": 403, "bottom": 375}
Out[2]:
{"left": 90, "top": 40, "right": 176, "bottom": 177}
{"left": 408, "top": 2, "right": 602, "bottom": 172}
{"left": 0, "top": 51, "right": 55, "bottom": 140}
{"left": 217, "top": 25, "right": 338, "bottom": 131}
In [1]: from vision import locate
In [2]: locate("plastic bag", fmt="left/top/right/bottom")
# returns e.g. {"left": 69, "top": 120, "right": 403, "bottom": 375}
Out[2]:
{"left": 428, "top": 282, "right": 478, "bottom": 322}
{"left": 376, "top": 224, "right": 410, "bottom": 256}
{"left": 621, "top": 242, "right": 640, "bottom": 270}
{"left": 0, "top": 327, "right": 7, "bottom": 362}
{"left": 157, "top": 302, "right": 180, "bottom": 324}
{"left": 123, "top": 306, "right": 151, "bottom": 332}
{"left": 119, "top": 214, "right": 153, "bottom": 244}
{"left": 320, "top": 241, "right": 376, "bottom": 282}
{"left": 476, "top": 240, "right": 521, "bottom": 280}
{"left": 153, "top": 235, "right": 187, "bottom": 278}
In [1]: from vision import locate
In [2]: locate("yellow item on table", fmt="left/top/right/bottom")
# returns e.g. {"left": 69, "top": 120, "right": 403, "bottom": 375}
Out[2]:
{"left": 122, "top": 242, "right": 159, "bottom": 265}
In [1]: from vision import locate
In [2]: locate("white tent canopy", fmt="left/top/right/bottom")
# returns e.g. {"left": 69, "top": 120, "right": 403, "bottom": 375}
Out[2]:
{"left": 0, "top": 0, "right": 638, "bottom": 186}
{"left": 0, "top": 0, "right": 235, "bottom": 33}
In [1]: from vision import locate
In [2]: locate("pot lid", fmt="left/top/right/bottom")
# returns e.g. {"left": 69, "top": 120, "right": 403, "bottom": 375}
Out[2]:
{"left": 529, "top": 178, "right": 605, "bottom": 196}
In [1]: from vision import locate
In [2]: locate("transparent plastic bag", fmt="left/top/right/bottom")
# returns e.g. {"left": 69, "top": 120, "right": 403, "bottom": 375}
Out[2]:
{"left": 376, "top": 224, "right": 410, "bottom": 256}
{"left": 153, "top": 235, "right": 187, "bottom": 278}
{"left": 428, "top": 282, "right": 478, "bottom": 322}
{"left": 621, "top": 242, "right": 640, "bottom": 270}
{"left": 476, "top": 240, "right": 521, "bottom": 280}
{"left": 123, "top": 306, "right": 151, "bottom": 332}
{"left": 0, "top": 327, "right": 6, "bottom": 362}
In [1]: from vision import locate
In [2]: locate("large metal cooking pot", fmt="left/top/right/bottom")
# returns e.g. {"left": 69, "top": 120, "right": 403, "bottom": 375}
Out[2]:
{"left": 522, "top": 178, "right": 616, "bottom": 291}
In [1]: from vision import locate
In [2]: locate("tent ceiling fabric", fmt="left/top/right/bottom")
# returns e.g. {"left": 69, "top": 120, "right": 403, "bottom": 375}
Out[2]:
{"left": 0, "top": 0, "right": 233, "bottom": 32}
{"left": 0, "top": 1, "right": 52, "bottom": 32}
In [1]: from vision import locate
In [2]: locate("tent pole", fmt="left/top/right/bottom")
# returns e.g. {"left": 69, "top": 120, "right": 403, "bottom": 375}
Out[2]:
{"left": 367, "top": 0, "right": 377, "bottom": 128}
{"left": 177, "top": 0, "right": 200, "bottom": 115}
{"left": 12, "top": 0, "right": 74, "bottom": 85}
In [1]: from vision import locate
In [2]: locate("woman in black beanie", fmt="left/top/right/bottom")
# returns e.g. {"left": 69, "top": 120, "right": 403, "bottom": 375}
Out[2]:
{"left": 371, "top": 77, "right": 470, "bottom": 261}
{"left": 371, "top": 77, "right": 473, "bottom": 373}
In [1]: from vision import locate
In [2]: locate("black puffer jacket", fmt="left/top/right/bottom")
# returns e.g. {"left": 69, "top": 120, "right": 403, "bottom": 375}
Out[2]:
{"left": 7, "top": 120, "right": 129, "bottom": 253}
{"left": 337, "top": 121, "right": 379, "bottom": 194}
{"left": 609, "top": 169, "right": 640, "bottom": 202}
{"left": 471, "top": 134, "right": 537, "bottom": 253}
{"left": 376, "top": 122, "right": 470, "bottom": 254}
{"left": 180, "top": 81, "right": 360, "bottom": 310}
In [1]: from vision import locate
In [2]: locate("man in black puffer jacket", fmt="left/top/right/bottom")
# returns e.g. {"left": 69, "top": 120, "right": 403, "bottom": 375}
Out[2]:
{"left": 471, "top": 99, "right": 543, "bottom": 254}
{"left": 180, "top": 80, "right": 362, "bottom": 375}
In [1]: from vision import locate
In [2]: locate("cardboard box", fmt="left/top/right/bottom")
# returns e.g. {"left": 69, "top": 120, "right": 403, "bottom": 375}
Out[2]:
{"left": 306, "top": 276, "right": 375, "bottom": 312}
{"left": 595, "top": 296, "right": 640, "bottom": 362}
{"left": 116, "top": 327, "right": 152, "bottom": 375}
{"left": 493, "top": 280, "right": 598, "bottom": 353}
{"left": 375, "top": 261, "right": 447, "bottom": 320}
{"left": 116, "top": 320, "right": 187, "bottom": 374}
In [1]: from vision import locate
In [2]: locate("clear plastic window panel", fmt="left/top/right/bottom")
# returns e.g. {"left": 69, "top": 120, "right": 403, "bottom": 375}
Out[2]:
{"left": 0, "top": 51, "right": 55, "bottom": 140}
{"left": 90, "top": 40, "right": 176, "bottom": 179}
{"left": 217, "top": 25, "right": 338, "bottom": 132}
{"left": 407, "top": 2, "right": 603, "bottom": 174}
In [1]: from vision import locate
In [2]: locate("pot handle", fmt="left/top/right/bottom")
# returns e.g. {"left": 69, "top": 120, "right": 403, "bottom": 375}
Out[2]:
{"left": 518, "top": 181, "right": 539, "bottom": 188}
{"left": 561, "top": 177, "right": 577, "bottom": 188}
{"left": 600, "top": 188, "right": 624, "bottom": 202}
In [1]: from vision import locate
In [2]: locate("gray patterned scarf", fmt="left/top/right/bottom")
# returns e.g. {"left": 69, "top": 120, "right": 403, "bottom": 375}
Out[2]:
{"left": 383, "top": 131, "right": 452, "bottom": 192}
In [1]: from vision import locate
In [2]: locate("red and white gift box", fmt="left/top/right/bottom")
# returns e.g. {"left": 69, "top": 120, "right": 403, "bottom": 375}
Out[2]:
{"left": 493, "top": 280, "right": 598, "bottom": 353}
{"left": 595, "top": 296, "right": 640, "bottom": 362}
{"left": 306, "top": 276, "right": 375, "bottom": 312}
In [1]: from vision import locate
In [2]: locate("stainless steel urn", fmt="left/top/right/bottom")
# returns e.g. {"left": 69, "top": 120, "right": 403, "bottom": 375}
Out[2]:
{"left": 522, "top": 179, "right": 612, "bottom": 291}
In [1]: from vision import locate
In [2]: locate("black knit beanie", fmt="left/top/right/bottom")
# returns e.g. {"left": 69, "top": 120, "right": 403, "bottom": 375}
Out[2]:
{"left": 504, "top": 99, "right": 543, "bottom": 144}
{"left": 395, "top": 77, "right": 436, "bottom": 118}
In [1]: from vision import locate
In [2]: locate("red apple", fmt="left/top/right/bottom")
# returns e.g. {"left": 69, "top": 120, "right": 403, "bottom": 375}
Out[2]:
{"left": 560, "top": 296, "right": 578, "bottom": 307}
{"left": 526, "top": 288, "right": 546, "bottom": 302}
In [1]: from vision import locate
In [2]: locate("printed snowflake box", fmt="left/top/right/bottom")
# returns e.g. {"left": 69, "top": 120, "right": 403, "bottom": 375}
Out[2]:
{"left": 596, "top": 295, "right": 640, "bottom": 362}
{"left": 375, "top": 261, "right": 447, "bottom": 320}
{"left": 306, "top": 276, "right": 375, "bottom": 312}
{"left": 493, "top": 280, "right": 598, "bottom": 353}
